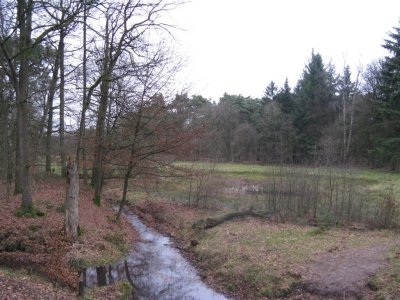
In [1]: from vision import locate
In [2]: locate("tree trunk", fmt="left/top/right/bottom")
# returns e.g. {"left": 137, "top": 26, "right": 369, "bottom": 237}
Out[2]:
{"left": 346, "top": 93, "right": 356, "bottom": 159}
{"left": 65, "top": 158, "right": 79, "bottom": 240}
{"left": 342, "top": 92, "right": 347, "bottom": 161}
{"left": 192, "top": 210, "right": 272, "bottom": 230}
{"left": 93, "top": 78, "right": 110, "bottom": 201}
{"left": 14, "top": 124, "right": 22, "bottom": 194}
{"left": 6, "top": 111, "right": 13, "bottom": 184}
{"left": 17, "top": 0, "right": 33, "bottom": 212}
{"left": 117, "top": 146, "right": 136, "bottom": 220}
{"left": 59, "top": 27, "right": 66, "bottom": 175}
{"left": 93, "top": 17, "right": 111, "bottom": 201}
{"left": 0, "top": 87, "right": 7, "bottom": 179}
{"left": 82, "top": 4, "right": 88, "bottom": 185}
{"left": 116, "top": 96, "right": 144, "bottom": 220}
{"left": 45, "top": 47, "right": 61, "bottom": 173}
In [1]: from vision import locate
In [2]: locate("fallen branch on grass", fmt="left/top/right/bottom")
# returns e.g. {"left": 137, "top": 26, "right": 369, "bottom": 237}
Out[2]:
{"left": 192, "top": 210, "right": 272, "bottom": 230}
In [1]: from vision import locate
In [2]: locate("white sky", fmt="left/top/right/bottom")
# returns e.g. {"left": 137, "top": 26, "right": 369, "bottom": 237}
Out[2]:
{"left": 168, "top": 0, "right": 400, "bottom": 101}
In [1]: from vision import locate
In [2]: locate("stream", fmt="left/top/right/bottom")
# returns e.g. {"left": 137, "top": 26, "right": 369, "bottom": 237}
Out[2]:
{"left": 81, "top": 209, "right": 227, "bottom": 300}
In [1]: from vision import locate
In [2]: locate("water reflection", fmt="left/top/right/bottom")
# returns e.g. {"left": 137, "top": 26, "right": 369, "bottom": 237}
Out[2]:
{"left": 81, "top": 210, "right": 227, "bottom": 300}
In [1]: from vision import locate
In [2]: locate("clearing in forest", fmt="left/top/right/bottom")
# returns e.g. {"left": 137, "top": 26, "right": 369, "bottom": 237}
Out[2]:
{"left": 114, "top": 162, "right": 400, "bottom": 299}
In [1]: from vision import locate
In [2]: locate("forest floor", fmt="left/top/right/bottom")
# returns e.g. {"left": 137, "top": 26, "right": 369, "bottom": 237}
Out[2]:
{"left": 133, "top": 200, "right": 400, "bottom": 300}
{"left": 0, "top": 175, "right": 137, "bottom": 299}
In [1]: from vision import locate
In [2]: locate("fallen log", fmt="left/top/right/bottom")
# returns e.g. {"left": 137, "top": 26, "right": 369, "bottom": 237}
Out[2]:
{"left": 192, "top": 210, "right": 272, "bottom": 230}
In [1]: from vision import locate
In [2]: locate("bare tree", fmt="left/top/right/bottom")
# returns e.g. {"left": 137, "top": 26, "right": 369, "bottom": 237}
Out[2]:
{"left": 114, "top": 46, "right": 189, "bottom": 219}
{"left": 65, "top": 157, "right": 79, "bottom": 240}
{"left": 45, "top": 43, "right": 61, "bottom": 173}
{"left": 0, "top": 0, "right": 85, "bottom": 213}
{"left": 339, "top": 65, "right": 360, "bottom": 162}
{"left": 75, "top": 0, "right": 179, "bottom": 203}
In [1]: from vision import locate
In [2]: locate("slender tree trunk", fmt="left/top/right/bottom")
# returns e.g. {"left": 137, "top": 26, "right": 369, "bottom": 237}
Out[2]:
{"left": 93, "top": 17, "right": 111, "bottom": 201}
{"left": 342, "top": 93, "right": 347, "bottom": 161}
{"left": 65, "top": 158, "right": 79, "bottom": 240}
{"left": 346, "top": 93, "right": 355, "bottom": 158}
{"left": 345, "top": 73, "right": 359, "bottom": 160}
{"left": 59, "top": 27, "right": 66, "bottom": 175}
{"left": 116, "top": 97, "right": 144, "bottom": 220}
{"left": 37, "top": 93, "right": 50, "bottom": 144}
{"left": 0, "top": 87, "right": 6, "bottom": 178}
{"left": 45, "top": 49, "right": 61, "bottom": 173}
{"left": 117, "top": 155, "right": 133, "bottom": 220}
{"left": 17, "top": 0, "right": 33, "bottom": 212}
{"left": 82, "top": 4, "right": 88, "bottom": 185}
{"left": 14, "top": 122, "right": 22, "bottom": 194}
{"left": 6, "top": 106, "right": 13, "bottom": 183}
{"left": 93, "top": 78, "right": 110, "bottom": 200}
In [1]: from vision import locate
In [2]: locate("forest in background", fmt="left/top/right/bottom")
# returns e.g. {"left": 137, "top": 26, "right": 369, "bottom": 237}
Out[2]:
{"left": 174, "top": 45, "right": 400, "bottom": 169}
{"left": 1, "top": 2, "right": 400, "bottom": 299}
{"left": 1, "top": 0, "right": 400, "bottom": 215}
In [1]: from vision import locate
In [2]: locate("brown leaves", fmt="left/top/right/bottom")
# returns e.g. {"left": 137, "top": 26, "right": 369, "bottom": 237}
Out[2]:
{"left": 0, "top": 176, "right": 137, "bottom": 298}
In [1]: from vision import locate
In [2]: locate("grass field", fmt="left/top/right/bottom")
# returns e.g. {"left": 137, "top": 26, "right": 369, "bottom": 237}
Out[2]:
{"left": 119, "top": 162, "right": 400, "bottom": 229}
{"left": 25, "top": 162, "right": 400, "bottom": 298}
{"left": 105, "top": 162, "right": 400, "bottom": 298}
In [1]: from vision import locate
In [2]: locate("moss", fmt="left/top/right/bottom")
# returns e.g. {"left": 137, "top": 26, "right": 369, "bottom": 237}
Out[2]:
{"left": 306, "top": 227, "right": 328, "bottom": 236}
{"left": 3, "top": 240, "right": 28, "bottom": 252}
{"left": 28, "top": 225, "right": 41, "bottom": 232}
{"left": 78, "top": 226, "right": 84, "bottom": 237}
{"left": 367, "top": 275, "right": 380, "bottom": 291}
{"left": 117, "top": 281, "right": 132, "bottom": 300}
{"left": 103, "top": 232, "right": 126, "bottom": 253}
{"left": 93, "top": 195, "right": 101, "bottom": 207}
{"left": 15, "top": 204, "right": 45, "bottom": 218}
{"left": 55, "top": 203, "right": 65, "bottom": 213}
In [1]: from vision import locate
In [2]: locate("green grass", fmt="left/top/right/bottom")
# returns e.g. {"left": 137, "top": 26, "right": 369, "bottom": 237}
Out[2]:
{"left": 367, "top": 245, "right": 400, "bottom": 297}
{"left": 191, "top": 218, "right": 396, "bottom": 298}
{"left": 123, "top": 162, "right": 400, "bottom": 298}
{"left": 153, "top": 162, "right": 400, "bottom": 227}
{"left": 129, "top": 159, "right": 400, "bottom": 298}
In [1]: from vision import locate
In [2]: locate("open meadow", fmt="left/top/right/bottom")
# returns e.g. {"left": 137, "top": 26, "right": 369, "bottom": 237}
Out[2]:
{"left": 104, "top": 162, "right": 400, "bottom": 299}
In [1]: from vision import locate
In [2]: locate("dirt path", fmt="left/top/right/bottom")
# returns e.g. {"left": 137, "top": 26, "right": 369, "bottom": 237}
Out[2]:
{"left": 302, "top": 243, "right": 390, "bottom": 299}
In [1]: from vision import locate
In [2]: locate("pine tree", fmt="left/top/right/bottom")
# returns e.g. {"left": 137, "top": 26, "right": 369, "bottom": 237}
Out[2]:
{"left": 373, "top": 24, "right": 400, "bottom": 169}
{"left": 262, "top": 81, "right": 278, "bottom": 102}
{"left": 292, "top": 51, "right": 337, "bottom": 161}
{"left": 275, "top": 78, "right": 294, "bottom": 115}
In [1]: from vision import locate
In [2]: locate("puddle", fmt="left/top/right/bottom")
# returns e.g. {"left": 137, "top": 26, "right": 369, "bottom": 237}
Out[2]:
{"left": 224, "top": 183, "right": 264, "bottom": 194}
{"left": 81, "top": 210, "right": 227, "bottom": 300}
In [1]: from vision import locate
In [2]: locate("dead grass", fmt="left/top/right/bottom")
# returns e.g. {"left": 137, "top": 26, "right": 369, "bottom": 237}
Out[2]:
{"left": 194, "top": 219, "right": 396, "bottom": 298}
{"left": 135, "top": 200, "right": 398, "bottom": 299}
{"left": 367, "top": 246, "right": 400, "bottom": 299}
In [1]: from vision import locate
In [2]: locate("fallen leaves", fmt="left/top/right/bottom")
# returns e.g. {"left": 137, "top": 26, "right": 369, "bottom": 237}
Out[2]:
{"left": 0, "top": 176, "right": 137, "bottom": 299}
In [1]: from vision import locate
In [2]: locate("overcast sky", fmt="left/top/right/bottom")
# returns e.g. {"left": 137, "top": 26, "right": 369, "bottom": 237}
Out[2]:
{"left": 168, "top": 0, "right": 400, "bottom": 101}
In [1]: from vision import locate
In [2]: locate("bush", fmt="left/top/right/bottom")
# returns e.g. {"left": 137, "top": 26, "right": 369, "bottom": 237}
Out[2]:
{"left": 93, "top": 195, "right": 101, "bottom": 207}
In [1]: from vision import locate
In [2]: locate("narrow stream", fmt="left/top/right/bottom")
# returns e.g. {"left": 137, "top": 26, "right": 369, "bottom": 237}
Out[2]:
{"left": 81, "top": 209, "right": 227, "bottom": 300}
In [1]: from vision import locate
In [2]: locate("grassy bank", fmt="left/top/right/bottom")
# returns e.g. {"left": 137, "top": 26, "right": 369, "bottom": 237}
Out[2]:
{"left": 133, "top": 200, "right": 398, "bottom": 299}
{"left": 111, "top": 162, "right": 400, "bottom": 299}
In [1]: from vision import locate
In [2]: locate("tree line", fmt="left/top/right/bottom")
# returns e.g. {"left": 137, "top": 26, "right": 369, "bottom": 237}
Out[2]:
{"left": 179, "top": 29, "right": 400, "bottom": 170}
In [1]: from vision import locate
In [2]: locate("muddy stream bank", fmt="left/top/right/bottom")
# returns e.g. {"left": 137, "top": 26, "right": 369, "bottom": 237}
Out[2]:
{"left": 81, "top": 209, "right": 227, "bottom": 300}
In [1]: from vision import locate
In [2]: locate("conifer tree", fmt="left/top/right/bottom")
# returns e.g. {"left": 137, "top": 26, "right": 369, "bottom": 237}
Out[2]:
{"left": 293, "top": 51, "right": 337, "bottom": 161}
{"left": 373, "top": 24, "right": 400, "bottom": 169}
